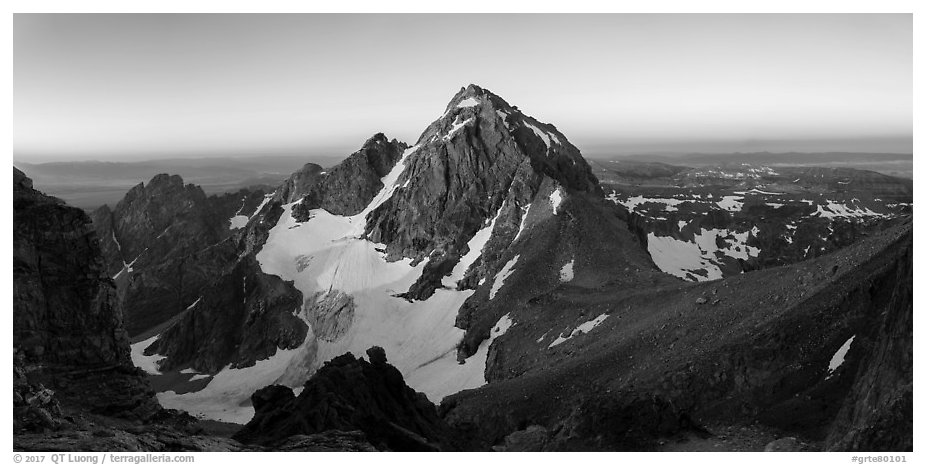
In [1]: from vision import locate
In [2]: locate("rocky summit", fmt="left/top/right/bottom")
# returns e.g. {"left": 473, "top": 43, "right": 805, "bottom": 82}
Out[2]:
{"left": 13, "top": 84, "right": 913, "bottom": 452}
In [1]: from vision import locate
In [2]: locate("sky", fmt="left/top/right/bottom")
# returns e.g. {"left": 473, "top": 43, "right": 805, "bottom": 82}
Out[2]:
{"left": 14, "top": 13, "right": 913, "bottom": 163}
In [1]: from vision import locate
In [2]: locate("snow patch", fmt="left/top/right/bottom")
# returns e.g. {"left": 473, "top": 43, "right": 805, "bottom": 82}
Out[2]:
{"left": 490, "top": 255, "right": 520, "bottom": 300}
{"left": 513, "top": 204, "right": 532, "bottom": 242}
{"left": 456, "top": 97, "right": 480, "bottom": 108}
{"left": 647, "top": 234, "right": 723, "bottom": 282}
{"left": 443, "top": 203, "right": 505, "bottom": 288}
{"left": 549, "top": 314, "right": 609, "bottom": 348}
{"left": 716, "top": 195, "right": 744, "bottom": 212}
{"left": 559, "top": 259, "right": 575, "bottom": 283}
{"left": 549, "top": 188, "right": 564, "bottom": 214}
{"left": 157, "top": 342, "right": 312, "bottom": 424}
{"left": 130, "top": 335, "right": 165, "bottom": 375}
{"left": 444, "top": 117, "right": 472, "bottom": 141}
{"left": 523, "top": 121, "right": 551, "bottom": 148}
{"left": 812, "top": 200, "right": 884, "bottom": 219}
{"left": 827, "top": 335, "right": 855, "bottom": 378}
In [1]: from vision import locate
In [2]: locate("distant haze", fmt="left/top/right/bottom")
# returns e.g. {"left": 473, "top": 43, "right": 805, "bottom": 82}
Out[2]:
{"left": 14, "top": 14, "right": 912, "bottom": 163}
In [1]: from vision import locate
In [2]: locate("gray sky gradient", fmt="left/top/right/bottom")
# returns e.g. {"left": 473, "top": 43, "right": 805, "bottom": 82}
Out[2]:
{"left": 14, "top": 14, "right": 912, "bottom": 162}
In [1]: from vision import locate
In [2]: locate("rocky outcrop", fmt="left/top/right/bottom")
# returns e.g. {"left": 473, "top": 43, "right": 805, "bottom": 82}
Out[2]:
{"left": 90, "top": 174, "right": 266, "bottom": 336}
{"left": 291, "top": 133, "right": 407, "bottom": 220}
{"left": 13, "top": 167, "right": 158, "bottom": 420}
{"left": 234, "top": 347, "right": 455, "bottom": 451}
{"left": 278, "top": 162, "right": 325, "bottom": 203}
{"left": 147, "top": 255, "right": 307, "bottom": 373}
{"left": 824, "top": 229, "right": 912, "bottom": 451}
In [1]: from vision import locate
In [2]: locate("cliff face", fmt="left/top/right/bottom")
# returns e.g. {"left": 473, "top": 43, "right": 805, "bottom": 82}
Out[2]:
{"left": 13, "top": 168, "right": 158, "bottom": 421}
{"left": 90, "top": 174, "right": 268, "bottom": 336}
{"left": 290, "top": 133, "right": 408, "bottom": 220}
{"left": 233, "top": 347, "right": 455, "bottom": 451}
{"left": 824, "top": 231, "right": 912, "bottom": 451}
{"left": 147, "top": 255, "right": 307, "bottom": 373}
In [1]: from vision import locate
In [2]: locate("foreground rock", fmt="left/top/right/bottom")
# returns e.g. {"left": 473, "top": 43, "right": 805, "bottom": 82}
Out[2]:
{"left": 234, "top": 347, "right": 455, "bottom": 451}
{"left": 14, "top": 167, "right": 158, "bottom": 421}
{"left": 13, "top": 167, "right": 253, "bottom": 451}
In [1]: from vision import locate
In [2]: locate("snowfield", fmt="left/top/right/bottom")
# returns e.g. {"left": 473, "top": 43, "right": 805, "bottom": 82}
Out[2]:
{"left": 130, "top": 335, "right": 165, "bottom": 376}
{"left": 549, "top": 313, "right": 609, "bottom": 348}
{"left": 646, "top": 226, "right": 761, "bottom": 282}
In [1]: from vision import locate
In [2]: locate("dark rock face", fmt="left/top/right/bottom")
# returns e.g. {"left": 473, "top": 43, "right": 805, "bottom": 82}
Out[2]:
{"left": 278, "top": 162, "right": 325, "bottom": 203}
{"left": 13, "top": 167, "right": 158, "bottom": 420}
{"left": 147, "top": 255, "right": 307, "bottom": 373}
{"left": 824, "top": 232, "right": 912, "bottom": 451}
{"left": 234, "top": 347, "right": 454, "bottom": 451}
{"left": 291, "top": 133, "right": 407, "bottom": 220}
{"left": 365, "top": 85, "right": 599, "bottom": 269}
{"left": 90, "top": 174, "right": 267, "bottom": 336}
{"left": 273, "top": 431, "right": 378, "bottom": 452}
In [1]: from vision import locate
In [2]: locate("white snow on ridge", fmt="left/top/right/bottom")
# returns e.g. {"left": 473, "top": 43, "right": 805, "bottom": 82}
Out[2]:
{"left": 490, "top": 255, "right": 520, "bottom": 299}
{"left": 812, "top": 200, "right": 884, "bottom": 219}
{"left": 549, "top": 313, "right": 609, "bottom": 348}
{"left": 559, "top": 259, "right": 575, "bottom": 283}
{"left": 456, "top": 97, "right": 480, "bottom": 108}
{"left": 827, "top": 335, "right": 855, "bottom": 377}
{"left": 444, "top": 117, "right": 472, "bottom": 141}
{"left": 443, "top": 203, "right": 505, "bottom": 288}
{"left": 130, "top": 335, "right": 166, "bottom": 375}
{"left": 523, "top": 121, "right": 551, "bottom": 148}
{"left": 230, "top": 194, "right": 273, "bottom": 230}
{"left": 513, "top": 204, "right": 532, "bottom": 242}
{"left": 496, "top": 110, "right": 510, "bottom": 129}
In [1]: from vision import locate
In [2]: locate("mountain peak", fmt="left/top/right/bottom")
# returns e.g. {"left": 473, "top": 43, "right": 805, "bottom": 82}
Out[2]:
{"left": 443, "top": 84, "right": 514, "bottom": 116}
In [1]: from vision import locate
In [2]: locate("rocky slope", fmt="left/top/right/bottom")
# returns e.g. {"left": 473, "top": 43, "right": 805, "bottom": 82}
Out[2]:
{"left": 14, "top": 167, "right": 158, "bottom": 421}
{"left": 234, "top": 347, "right": 455, "bottom": 451}
{"left": 90, "top": 174, "right": 268, "bottom": 336}
{"left": 12, "top": 167, "right": 255, "bottom": 451}
{"left": 291, "top": 133, "right": 408, "bottom": 219}
{"left": 439, "top": 220, "right": 912, "bottom": 451}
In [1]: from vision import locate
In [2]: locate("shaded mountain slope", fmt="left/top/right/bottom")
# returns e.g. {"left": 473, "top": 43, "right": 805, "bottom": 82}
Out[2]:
{"left": 14, "top": 167, "right": 158, "bottom": 420}
{"left": 440, "top": 221, "right": 912, "bottom": 451}
{"left": 13, "top": 168, "right": 257, "bottom": 451}
{"left": 234, "top": 347, "right": 455, "bottom": 451}
{"left": 90, "top": 174, "right": 269, "bottom": 336}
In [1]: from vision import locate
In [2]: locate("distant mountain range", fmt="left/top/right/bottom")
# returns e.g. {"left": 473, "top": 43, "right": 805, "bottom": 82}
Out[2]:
{"left": 13, "top": 155, "right": 345, "bottom": 210}
{"left": 599, "top": 152, "right": 913, "bottom": 179}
